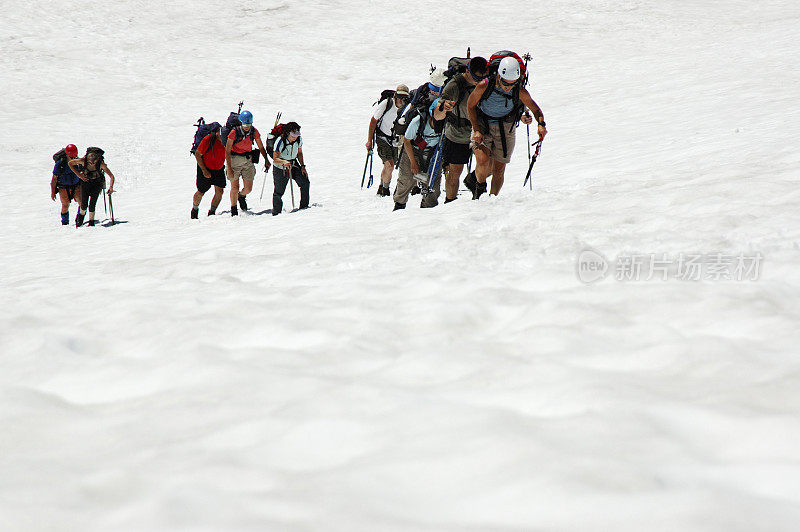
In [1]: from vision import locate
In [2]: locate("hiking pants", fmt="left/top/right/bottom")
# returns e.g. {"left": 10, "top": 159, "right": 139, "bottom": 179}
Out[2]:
{"left": 273, "top": 164, "right": 309, "bottom": 214}
{"left": 393, "top": 148, "right": 440, "bottom": 208}
{"left": 80, "top": 179, "right": 104, "bottom": 213}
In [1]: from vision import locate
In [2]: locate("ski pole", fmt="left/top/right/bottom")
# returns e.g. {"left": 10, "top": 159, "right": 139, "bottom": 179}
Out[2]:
{"left": 361, "top": 149, "right": 372, "bottom": 188}
{"left": 523, "top": 139, "right": 543, "bottom": 189}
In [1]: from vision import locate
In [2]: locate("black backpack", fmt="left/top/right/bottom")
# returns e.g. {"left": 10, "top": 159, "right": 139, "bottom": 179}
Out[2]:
{"left": 373, "top": 89, "right": 397, "bottom": 138}
{"left": 220, "top": 112, "right": 255, "bottom": 147}
{"left": 440, "top": 57, "right": 475, "bottom": 129}
{"left": 84, "top": 147, "right": 105, "bottom": 180}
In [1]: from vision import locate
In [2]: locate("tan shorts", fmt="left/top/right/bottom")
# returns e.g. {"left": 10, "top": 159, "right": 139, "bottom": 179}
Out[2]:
{"left": 228, "top": 153, "right": 256, "bottom": 181}
{"left": 472, "top": 121, "right": 516, "bottom": 164}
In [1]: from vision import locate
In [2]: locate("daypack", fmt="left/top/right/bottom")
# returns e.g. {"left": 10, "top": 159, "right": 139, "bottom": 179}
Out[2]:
{"left": 267, "top": 123, "right": 300, "bottom": 156}
{"left": 190, "top": 118, "right": 222, "bottom": 155}
{"left": 84, "top": 147, "right": 105, "bottom": 181}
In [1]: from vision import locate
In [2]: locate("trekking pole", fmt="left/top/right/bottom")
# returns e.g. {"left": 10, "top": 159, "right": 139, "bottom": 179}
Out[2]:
{"left": 360, "top": 149, "right": 373, "bottom": 188}
{"left": 261, "top": 111, "right": 282, "bottom": 201}
{"left": 108, "top": 192, "right": 115, "bottom": 225}
{"left": 102, "top": 188, "right": 107, "bottom": 215}
{"left": 260, "top": 166, "right": 268, "bottom": 200}
{"left": 523, "top": 139, "right": 543, "bottom": 189}
{"left": 289, "top": 162, "right": 296, "bottom": 210}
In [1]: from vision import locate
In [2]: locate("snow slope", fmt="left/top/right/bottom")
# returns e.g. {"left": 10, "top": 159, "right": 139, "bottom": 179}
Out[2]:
{"left": 2, "top": 0, "right": 800, "bottom": 530}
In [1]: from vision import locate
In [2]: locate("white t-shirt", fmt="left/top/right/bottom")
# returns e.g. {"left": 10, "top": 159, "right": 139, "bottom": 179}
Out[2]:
{"left": 372, "top": 98, "right": 400, "bottom": 140}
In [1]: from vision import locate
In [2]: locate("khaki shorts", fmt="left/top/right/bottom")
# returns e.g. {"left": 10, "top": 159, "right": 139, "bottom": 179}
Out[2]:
{"left": 228, "top": 153, "right": 256, "bottom": 181}
{"left": 472, "top": 121, "right": 516, "bottom": 164}
{"left": 375, "top": 136, "right": 397, "bottom": 163}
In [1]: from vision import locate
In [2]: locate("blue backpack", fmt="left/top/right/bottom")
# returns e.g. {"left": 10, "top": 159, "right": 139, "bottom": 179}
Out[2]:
{"left": 52, "top": 149, "right": 80, "bottom": 186}
{"left": 190, "top": 118, "right": 222, "bottom": 155}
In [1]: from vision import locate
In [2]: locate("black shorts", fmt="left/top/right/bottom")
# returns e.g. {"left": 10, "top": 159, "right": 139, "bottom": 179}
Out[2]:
{"left": 442, "top": 136, "right": 471, "bottom": 165}
{"left": 56, "top": 182, "right": 80, "bottom": 200}
{"left": 196, "top": 165, "right": 226, "bottom": 193}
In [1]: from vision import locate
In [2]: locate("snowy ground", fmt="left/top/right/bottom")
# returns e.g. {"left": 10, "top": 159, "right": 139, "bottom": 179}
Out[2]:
{"left": 2, "top": 0, "right": 800, "bottom": 530}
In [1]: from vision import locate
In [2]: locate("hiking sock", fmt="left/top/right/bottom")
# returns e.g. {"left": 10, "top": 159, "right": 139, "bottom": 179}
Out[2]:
{"left": 231, "top": 205, "right": 238, "bottom": 216}
{"left": 61, "top": 212, "right": 69, "bottom": 225}
{"left": 238, "top": 194, "right": 248, "bottom": 211}
{"left": 464, "top": 171, "right": 477, "bottom": 193}
{"left": 190, "top": 206, "right": 199, "bottom": 219}
{"left": 393, "top": 201, "right": 406, "bottom": 211}
{"left": 473, "top": 181, "right": 487, "bottom": 200}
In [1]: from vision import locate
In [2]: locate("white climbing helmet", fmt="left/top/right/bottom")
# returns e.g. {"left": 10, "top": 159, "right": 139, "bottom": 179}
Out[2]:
{"left": 498, "top": 57, "right": 521, "bottom": 82}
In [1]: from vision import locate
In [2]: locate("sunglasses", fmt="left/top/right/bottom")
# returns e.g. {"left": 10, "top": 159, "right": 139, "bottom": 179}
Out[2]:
{"left": 498, "top": 77, "right": 517, "bottom": 87}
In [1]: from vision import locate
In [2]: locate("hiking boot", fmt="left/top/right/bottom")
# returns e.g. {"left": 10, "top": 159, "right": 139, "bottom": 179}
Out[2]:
{"left": 444, "top": 197, "right": 457, "bottom": 204}
{"left": 88, "top": 219, "right": 96, "bottom": 227}
{"left": 75, "top": 212, "right": 85, "bottom": 227}
{"left": 190, "top": 207, "right": 199, "bottom": 219}
{"left": 61, "top": 213, "right": 69, "bottom": 225}
{"left": 376, "top": 184, "right": 384, "bottom": 196}
{"left": 393, "top": 201, "right": 406, "bottom": 211}
{"left": 463, "top": 171, "right": 477, "bottom": 193}
{"left": 238, "top": 194, "right": 248, "bottom": 211}
{"left": 410, "top": 185, "right": 421, "bottom": 196}
{"left": 231, "top": 205, "right": 238, "bottom": 216}
{"left": 208, "top": 208, "right": 216, "bottom": 216}
{"left": 473, "top": 181, "right": 487, "bottom": 200}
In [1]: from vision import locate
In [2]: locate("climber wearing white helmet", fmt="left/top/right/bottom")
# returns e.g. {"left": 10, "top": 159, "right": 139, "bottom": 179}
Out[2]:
{"left": 466, "top": 53, "right": 547, "bottom": 199}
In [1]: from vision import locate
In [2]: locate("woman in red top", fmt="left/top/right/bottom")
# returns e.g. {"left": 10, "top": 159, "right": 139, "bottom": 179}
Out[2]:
{"left": 225, "top": 110, "right": 270, "bottom": 216}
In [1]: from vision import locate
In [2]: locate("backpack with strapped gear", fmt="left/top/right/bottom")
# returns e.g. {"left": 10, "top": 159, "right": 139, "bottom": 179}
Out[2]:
{"left": 266, "top": 123, "right": 289, "bottom": 154}
{"left": 267, "top": 122, "right": 301, "bottom": 158}
{"left": 221, "top": 112, "right": 255, "bottom": 147}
